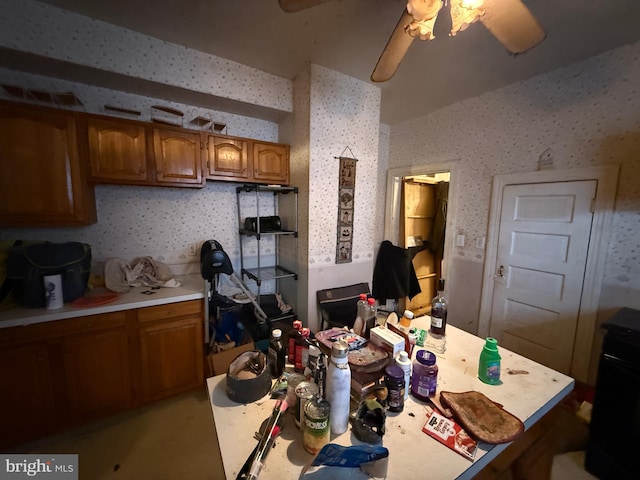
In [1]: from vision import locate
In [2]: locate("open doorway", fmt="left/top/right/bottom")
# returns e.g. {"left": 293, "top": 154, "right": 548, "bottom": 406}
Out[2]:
{"left": 400, "top": 174, "right": 449, "bottom": 316}
{"left": 384, "top": 161, "right": 459, "bottom": 314}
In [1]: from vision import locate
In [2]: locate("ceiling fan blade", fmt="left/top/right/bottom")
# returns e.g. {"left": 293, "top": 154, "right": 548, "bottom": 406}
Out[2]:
{"left": 480, "top": 0, "right": 546, "bottom": 54}
{"left": 371, "top": 11, "right": 416, "bottom": 83}
{"left": 278, "top": 0, "right": 334, "bottom": 13}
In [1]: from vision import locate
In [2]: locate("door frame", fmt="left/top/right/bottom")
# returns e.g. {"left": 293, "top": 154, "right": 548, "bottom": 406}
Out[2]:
{"left": 384, "top": 160, "right": 460, "bottom": 289}
{"left": 478, "top": 165, "right": 620, "bottom": 382}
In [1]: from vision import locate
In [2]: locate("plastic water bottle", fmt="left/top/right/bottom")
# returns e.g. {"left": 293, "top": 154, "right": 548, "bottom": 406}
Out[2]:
{"left": 394, "top": 351, "right": 412, "bottom": 400}
{"left": 353, "top": 293, "right": 368, "bottom": 336}
{"left": 326, "top": 339, "right": 351, "bottom": 435}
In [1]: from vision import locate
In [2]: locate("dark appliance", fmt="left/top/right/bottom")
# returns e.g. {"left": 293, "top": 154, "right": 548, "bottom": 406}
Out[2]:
{"left": 243, "top": 215, "right": 282, "bottom": 233}
{"left": 585, "top": 307, "right": 640, "bottom": 480}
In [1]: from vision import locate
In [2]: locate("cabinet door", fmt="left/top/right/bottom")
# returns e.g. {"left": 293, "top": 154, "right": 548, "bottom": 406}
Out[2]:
{"left": 204, "top": 135, "right": 249, "bottom": 180}
{"left": 0, "top": 102, "right": 96, "bottom": 226}
{"left": 88, "top": 116, "right": 147, "bottom": 182}
{"left": 138, "top": 301, "right": 204, "bottom": 403}
{"left": 252, "top": 142, "right": 290, "bottom": 184}
{"left": 152, "top": 128, "right": 204, "bottom": 187}
{"left": 59, "top": 326, "right": 132, "bottom": 424}
{"left": 0, "top": 344, "right": 55, "bottom": 449}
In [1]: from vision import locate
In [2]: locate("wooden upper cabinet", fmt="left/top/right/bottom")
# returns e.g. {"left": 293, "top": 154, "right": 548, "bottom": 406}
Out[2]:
{"left": 87, "top": 117, "right": 147, "bottom": 182}
{"left": 204, "top": 135, "right": 249, "bottom": 180}
{"left": 0, "top": 101, "right": 96, "bottom": 227}
{"left": 86, "top": 115, "right": 204, "bottom": 188}
{"left": 204, "top": 135, "right": 289, "bottom": 185}
{"left": 252, "top": 141, "right": 290, "bottom": 184}
{"left": 152, "top": 127, "right": 204, "bottom": 187}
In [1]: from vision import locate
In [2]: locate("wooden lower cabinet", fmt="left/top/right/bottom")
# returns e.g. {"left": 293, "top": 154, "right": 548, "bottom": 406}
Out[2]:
{"left": 139, "top": 317, "right": 203, "bottom": 402}
{"left": 0, "top": 344, "right": 55, "bottom": 449}
{"left": 138, "top": 302, "right": 204, "bottom": 403}
{"left": 58, "top": 326, "right": 133, "bottom": 424}
{"left": 0, "top": 299, "right": 204, "bottom": 449}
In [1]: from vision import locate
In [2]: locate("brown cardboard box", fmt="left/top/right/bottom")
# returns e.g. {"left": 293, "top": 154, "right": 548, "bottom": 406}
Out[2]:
{"left": 208, "top": 341, "right": 256, "bottom": 376}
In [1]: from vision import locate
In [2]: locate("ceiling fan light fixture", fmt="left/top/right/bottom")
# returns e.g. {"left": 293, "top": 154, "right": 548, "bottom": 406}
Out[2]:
{"left": 450, "top": 0, "right": 485, "bottom": 36}
{"left": 406, "top": 0, "right": 443, "bottom": 40}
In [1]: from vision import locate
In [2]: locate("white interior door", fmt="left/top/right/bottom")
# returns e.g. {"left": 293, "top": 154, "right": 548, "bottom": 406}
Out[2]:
{"left": 489, "top": 180, "right": 596, "bottom": 373}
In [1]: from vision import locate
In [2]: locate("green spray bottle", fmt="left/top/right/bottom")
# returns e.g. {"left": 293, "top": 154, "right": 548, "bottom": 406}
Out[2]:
{"left": 478, "top": 337, "right": 501, "bottom": 385}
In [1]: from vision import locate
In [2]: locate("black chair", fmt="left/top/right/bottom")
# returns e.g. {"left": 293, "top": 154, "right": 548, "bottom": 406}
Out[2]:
{"left": 317, "top": 282, "right": 370, "bottom": 331}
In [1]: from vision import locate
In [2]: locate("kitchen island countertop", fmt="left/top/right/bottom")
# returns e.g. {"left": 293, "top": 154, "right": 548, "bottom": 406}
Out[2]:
{"left": 0, "top": 273, "right": 206, "bottom": 329}
{"left": 207, "top": 319, "right": 574, "bottom": 480}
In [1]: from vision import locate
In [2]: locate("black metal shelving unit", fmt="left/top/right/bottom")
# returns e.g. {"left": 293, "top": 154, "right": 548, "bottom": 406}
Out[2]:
{"left": 236, "top": 184, "right": 298, "bottom": 306}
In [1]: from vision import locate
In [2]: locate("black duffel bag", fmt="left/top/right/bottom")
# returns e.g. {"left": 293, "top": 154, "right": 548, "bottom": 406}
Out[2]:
{"left": 6, "top": 241, "right": 92, "bottom": 308}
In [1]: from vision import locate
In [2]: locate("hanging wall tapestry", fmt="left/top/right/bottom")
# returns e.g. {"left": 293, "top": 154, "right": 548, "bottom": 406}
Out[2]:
{"left": 336, "top": 155, "right": 357, "bottom": 263}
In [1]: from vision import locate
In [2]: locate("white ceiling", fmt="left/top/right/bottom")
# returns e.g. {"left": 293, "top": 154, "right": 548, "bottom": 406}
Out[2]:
{"left": 23, "top": 1, "right": 640, "bottom": 124}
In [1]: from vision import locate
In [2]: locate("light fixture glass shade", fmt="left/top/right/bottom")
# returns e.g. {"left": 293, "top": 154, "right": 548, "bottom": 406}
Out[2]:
{"left": 450, "top": 0, "right": 485, "bottom": 36}
{"left": 406, "top": 0, "right": 443, "bottom": 40}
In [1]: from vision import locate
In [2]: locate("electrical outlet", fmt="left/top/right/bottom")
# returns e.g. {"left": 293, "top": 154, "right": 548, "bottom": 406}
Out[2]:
{"left": 476, "top": 236, "right": 486, "bottom": 249}
{"left": 188, "top": 243, "right": 197, "bottom": 256}
{"left": 456, "top": 234, "right": 465, "bottom": 247}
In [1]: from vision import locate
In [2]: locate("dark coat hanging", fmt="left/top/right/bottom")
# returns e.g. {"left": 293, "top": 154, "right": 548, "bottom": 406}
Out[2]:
{"left": 372, "top": 240, "right": 421, "bottom": 304}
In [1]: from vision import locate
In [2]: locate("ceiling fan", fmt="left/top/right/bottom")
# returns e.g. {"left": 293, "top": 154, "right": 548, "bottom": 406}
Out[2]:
{"left": 279, "top": 0, "right": 546, "bottom": 82}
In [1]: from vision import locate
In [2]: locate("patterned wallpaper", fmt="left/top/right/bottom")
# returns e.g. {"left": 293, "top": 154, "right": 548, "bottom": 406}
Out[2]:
{"left": 0, "top": 68, "right": 279, "bottom": 139}
{"left": 0, "top": 0, "right": 291, "bottom": 113}
{"left": 389, "top": 40, "right": 640, "bottom": 290}
{"left": 2, "top": 0, "right": 637, "bottom": 319}
{"left": 307, "top": 65, "right": 381, "bottom": 267}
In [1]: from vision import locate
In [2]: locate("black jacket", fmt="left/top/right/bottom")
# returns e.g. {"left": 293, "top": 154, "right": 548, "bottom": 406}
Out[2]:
{"left": 372, "top": 240, "right": 421, "bottom": 303}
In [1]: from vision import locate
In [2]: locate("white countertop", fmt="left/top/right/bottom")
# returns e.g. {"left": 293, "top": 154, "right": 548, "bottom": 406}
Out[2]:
{"left": 0, "top": 274, "right": 207, "bottom": 328}
{"left": 207, "top": 320, "right": 574, "bottom": 480}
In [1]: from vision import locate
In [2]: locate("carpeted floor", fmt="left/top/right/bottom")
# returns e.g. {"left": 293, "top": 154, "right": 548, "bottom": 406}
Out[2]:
{"left": 6, "top": 389, "right": 225, "bottom": 480}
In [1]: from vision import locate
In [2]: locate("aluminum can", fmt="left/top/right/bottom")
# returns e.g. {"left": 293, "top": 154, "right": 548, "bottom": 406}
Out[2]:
{"left": 303, "top": 395, "right": 331, "bottom": 455}
{"left": 286, "top": 373, "right": 306, "bottom": 413}
{"left": 295, "top": 381, "right": 318, "bottom": 428}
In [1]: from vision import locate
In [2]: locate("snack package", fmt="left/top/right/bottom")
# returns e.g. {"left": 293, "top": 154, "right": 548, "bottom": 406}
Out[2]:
{"left": 422, "top": 405, "right": 478, "bottom": 461}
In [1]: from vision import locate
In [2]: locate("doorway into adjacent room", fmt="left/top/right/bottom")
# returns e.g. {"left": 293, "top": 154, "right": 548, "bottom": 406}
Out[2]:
{"left": 400, "top": 174, "right": 449, "bottom": 316}
{"left": 384, "top": 161, "right": 459, "bottom": 315}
